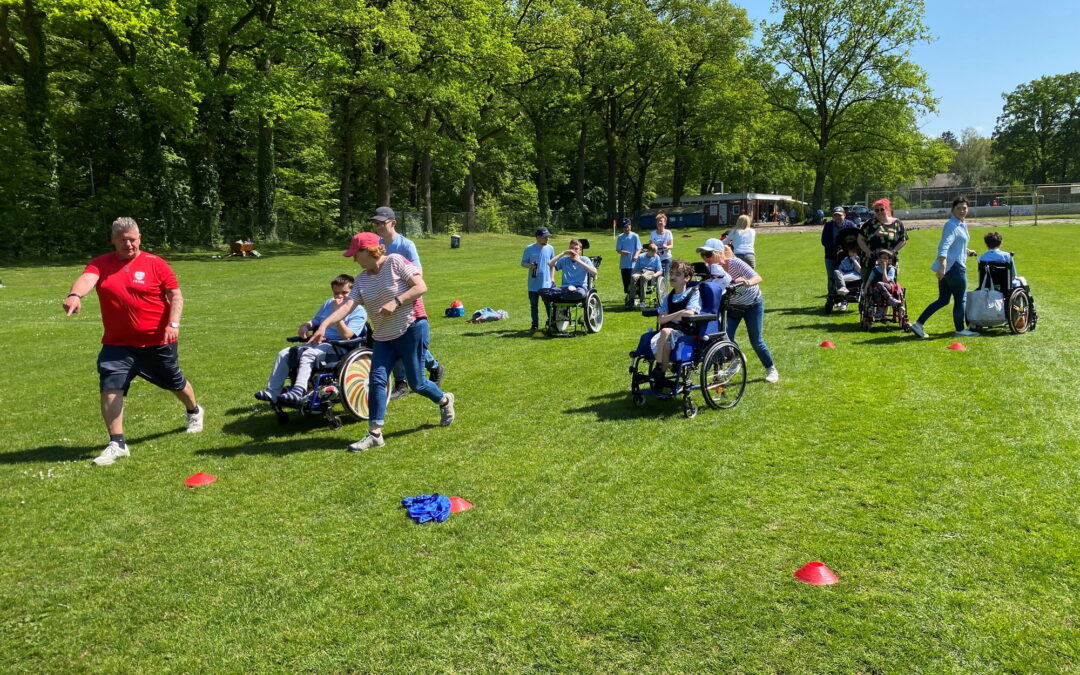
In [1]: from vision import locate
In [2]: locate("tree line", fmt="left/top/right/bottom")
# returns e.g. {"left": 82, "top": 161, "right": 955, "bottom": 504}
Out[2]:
{"left": 2, "top": 0, "right": 953, "bottom": 256}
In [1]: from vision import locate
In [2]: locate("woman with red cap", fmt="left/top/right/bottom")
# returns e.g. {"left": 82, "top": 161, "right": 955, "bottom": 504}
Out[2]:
{"left": 311, "top": 231, "right": 455, "bottom": 451}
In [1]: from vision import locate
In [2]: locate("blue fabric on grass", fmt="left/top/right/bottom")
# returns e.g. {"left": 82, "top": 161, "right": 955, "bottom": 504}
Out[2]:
{"left": 402, "top": 494, "right": 452, "bottom": 523}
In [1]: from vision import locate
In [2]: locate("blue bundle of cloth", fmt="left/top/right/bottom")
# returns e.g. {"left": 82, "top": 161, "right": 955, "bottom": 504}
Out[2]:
{"left": 401, "top": 494, "right": 452, "bottom": 523}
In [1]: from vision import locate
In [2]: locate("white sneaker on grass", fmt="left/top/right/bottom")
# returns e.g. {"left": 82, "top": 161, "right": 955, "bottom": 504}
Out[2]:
{"left": 185, "top": 405, "right": 204, "bottom": 433}
{"left": 910, "top": 321, "right": 927, "bottom": 338}
{"left": 348, "top": 432, "right": 385, "bottom": 452}
{"left": 92, "top": 441, "right": 130, "bottom": 466}
{"left": 439, "top": 393, "right": 456, "bottom": 427}
{"left": 765, "top": 366, "right": 780, "bottom": 383}
{"left": 956, "top": 329, "right": 979, "bottom": 337}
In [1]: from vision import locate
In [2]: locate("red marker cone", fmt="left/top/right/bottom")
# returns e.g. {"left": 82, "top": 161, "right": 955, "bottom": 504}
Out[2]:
{"left": 819, "top": 340, "right": 836, "bottom": 348}
{"left": 449, "top": 496, "right": 473, "bottom": 513}
{"left": 185, "top": 472, "right": 216, "bottom": 487}
{"left": 947, "top": 342, "right": 967, "bottom": 351}
{"left": 793, "top": 561, "right": 839, "bottom": 585}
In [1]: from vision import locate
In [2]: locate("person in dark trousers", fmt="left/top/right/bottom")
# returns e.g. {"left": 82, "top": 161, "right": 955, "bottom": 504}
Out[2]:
{"left": 822, "top": 206, "right": 855, "bottom": 298}
{"left": 62, "top": 217, "right": 204, "bottom": 466}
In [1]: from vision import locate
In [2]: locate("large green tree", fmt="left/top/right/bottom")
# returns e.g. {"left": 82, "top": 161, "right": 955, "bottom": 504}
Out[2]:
{"left": 993, "top": 73, "right": 1080, "bottom": 185}
{"left": 759, "top": 0, "right": 935, "bottom": 211}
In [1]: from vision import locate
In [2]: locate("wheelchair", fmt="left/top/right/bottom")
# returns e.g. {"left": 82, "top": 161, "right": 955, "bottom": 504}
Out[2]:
{"left": 857, "top": 257, "right": 911, "bottom": 332}
{"left": 267, "top": 332, "right": 372, "bottom": 429}
{"left": 824, "top": 228, "right": 863, "bottom": 313}
{"left": 628, "top": 280, "right": 747, "bottom": 418}
{"left": 626, "top": 269, "right": 662, "bottom": 310}
{"left": 967, "top": 259, "right": 1038, "bottom": 334}
{"left": 544, "top": 239, "right": 604, "bottom": 336}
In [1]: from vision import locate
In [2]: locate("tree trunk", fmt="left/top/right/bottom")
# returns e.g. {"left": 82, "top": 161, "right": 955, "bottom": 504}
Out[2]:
{"left": 17, "top": 0, "right": 57, "bottom": 205}
{"left": 461, "top": 166, "right": 475, "bottom": 233}
{"left": 605, "top": 100, "right": 617, "bottom": 228}
{"left": 409, "top": 158, "right": 420, "bottom": 212}
{"left": 256, "top": 112, "right": 277, "bottom": 240}
{"left": 575, "top": 119, "right": 587, "bottom": 212}
{"left": 672, "top": 112, "right": 689, "bottom": 206}
{"left": 374, "top": 115, "right": 391, "bottom": 206}
{"left": 187, "top": 2, "right": 220, "bottom": 247}
{"left": 337, "top": 96, "right": 354, "bottom": 230}
{"left": 421, "top": 150, "right": 433, "bottom": 236}
{"left": 534, "top": 133, "right": 549, "bottom": 220}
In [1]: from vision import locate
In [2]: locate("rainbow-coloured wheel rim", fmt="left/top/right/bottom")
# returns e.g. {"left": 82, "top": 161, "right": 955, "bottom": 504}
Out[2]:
{"left": 338, "top": 349, "right": 371, "bottom": 420}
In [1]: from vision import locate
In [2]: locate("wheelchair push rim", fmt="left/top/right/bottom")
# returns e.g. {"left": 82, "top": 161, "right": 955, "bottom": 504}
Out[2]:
{"left": 585, "top": 292, "right": 604, "bottom": 333}
{"left": 700, "top": 340, "right": 746, "bottom": 410}
{"left": 336, "top": 347, "right": 372, "bottom": 420}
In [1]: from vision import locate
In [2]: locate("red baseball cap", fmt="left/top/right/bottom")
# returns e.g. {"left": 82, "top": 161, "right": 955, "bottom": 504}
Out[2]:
{"left": 343, "top": 232, "right": 380, "bottom": 257}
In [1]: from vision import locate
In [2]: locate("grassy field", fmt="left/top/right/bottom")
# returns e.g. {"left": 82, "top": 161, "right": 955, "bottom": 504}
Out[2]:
{"left": 1, "top": 224, "right": 1078, "bottom": 672}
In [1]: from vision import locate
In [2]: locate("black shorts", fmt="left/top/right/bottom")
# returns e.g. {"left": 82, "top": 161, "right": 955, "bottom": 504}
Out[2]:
{"left": 97, "top": 343, "right": 187, "bottom": 394}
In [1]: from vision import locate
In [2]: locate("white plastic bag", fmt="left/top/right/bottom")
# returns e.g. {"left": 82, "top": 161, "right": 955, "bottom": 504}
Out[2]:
{"left": 965, "top": 287, "right": 1005, "bottom": 326}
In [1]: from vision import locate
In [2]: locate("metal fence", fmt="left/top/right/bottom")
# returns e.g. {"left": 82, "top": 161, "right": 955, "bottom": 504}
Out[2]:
{"left": 866, "top": 182, "right": 1080, "bottom": 220}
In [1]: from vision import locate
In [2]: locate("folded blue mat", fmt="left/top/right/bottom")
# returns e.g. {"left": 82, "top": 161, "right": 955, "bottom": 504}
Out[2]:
{"left": 401, "top": 494, "right": 452, "bottom": 524}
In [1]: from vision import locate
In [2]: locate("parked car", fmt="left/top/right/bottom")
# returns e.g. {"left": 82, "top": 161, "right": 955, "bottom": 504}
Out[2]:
{"left": 843, "top": 205, "right": 872, "bottom": 220}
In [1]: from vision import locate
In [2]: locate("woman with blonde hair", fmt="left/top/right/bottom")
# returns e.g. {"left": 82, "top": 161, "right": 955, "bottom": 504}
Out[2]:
{"left": 311, "top": 230, "right": 455, "bottom": 452}
{"left": 726, "top": 214, "right": 757, "bottom": 268}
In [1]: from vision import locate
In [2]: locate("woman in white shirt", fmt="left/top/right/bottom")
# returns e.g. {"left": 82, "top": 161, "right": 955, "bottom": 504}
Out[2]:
{"left": 725, "top": 214, "right": 757, "bottom": 269}
{"left": 650, "top": 212, "right": 674, "bottom": 288}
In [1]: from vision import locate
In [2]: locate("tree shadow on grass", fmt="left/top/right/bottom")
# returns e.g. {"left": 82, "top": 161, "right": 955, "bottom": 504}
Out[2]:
{"left": 563, "top": 391, "right": 686, "bottom": 422}
{"left": 460, "top": 328, "right": 536, "bottom": 339}
{"left": 785, "top": 321, "right": 865, "bottom": 333}
{"left": 766, "top": 305, "right": 832, "bottom": 317}
{"left": 198, "top": 423, "right": 438, "bottom": 457}
{"left": 0, "top": 430, "right": 180, "bottom": 464}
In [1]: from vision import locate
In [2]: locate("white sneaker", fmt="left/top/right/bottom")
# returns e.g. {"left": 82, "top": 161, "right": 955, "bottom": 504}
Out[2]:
{"left": 836, "top": 287, "right": 848, "bottom": 296}
{"left": 956, "top": 329, "right": 979, "bottom": 337}
{"left": 92, "top": 441, "right": 130, "bottom": 466}
{"left": 185, "top": 405, "right": 204, "bottom": 433}
{"left": 348, "top": 432, "right": 385, "bottom": 452}
{"left": 910, "top": 322, "right": 927, "bottom": 338}
{"left": 764, "top": 366, "right": 779, "bottom": 383}
{"left": 439, "top": 392, "right": 456, "bottom": 426}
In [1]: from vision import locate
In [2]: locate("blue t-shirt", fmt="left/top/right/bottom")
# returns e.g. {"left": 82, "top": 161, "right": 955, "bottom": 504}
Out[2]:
{"left": 522, "top": 243, "right": 555, "bottom": 292}
{"left": 555, "top": 255, "right": 594, "bottom": 287}
{"left": 312, "top": 298, "right": 368, "bottom": 341}
{"left": 932, "top": 216, "right": 970, "bottom": 273}
{"left": 633, "top": 254, "right": 662, "bottom": 274}
{"left": 382, "top": 234, "right": 421, "bottom": 268}
{"left": 616, "top": 232, "right": 642, "bottom": 269}
{"left": 838, "top": 256, "right": 861, "bottom": 275}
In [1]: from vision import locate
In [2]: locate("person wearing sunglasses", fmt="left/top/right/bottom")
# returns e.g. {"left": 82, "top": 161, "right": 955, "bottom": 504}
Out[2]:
{"left": 857, "top": 198, "right": 908, "bottom": 263}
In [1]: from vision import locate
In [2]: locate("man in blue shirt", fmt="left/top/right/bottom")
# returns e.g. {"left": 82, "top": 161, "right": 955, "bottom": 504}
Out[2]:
{"left": 615, "top": 217, "right": 641, "bottom": 308}
{"left": 372, "top": 206, "right": 444, "bottom": 400}
{"left": 521, "top": 227, "right": 556, "bottom": 337}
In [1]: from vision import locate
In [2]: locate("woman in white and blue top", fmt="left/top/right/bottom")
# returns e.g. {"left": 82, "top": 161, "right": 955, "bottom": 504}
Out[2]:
{"left": 911, "top": 197, "right": 978, "bottom": 338}
{"left": 725, "top": 214, "right": 757, "bottom": 268}
{"left": 650, "top": 212, "right": 674, "bottom": 282}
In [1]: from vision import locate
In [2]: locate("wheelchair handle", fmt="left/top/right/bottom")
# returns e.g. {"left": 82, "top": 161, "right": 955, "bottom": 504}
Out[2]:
{"left": 641, "top": 308, "right": 660, "bottom": 317}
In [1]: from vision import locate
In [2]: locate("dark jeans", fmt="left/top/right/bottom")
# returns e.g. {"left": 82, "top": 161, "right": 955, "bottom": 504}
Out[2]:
{"left": 916, "top": 264, "right": 967, "bottom": 331}
{"left": 726, "top": 300, "right": 774, "bottom": 369}
{"left": 392, "top": 319, "right": 439, "bottom": 385}
{"left": 368, "top": 321, "right": 445, "bottom": 428}
{"left": 824, "top": 258, "right": 838, "bottom": 295}
{"left": 528, "top": 290, "right": 552, "bottom": 329}
{"left": 620, "top": 268, "right": 632, "bottom": 296}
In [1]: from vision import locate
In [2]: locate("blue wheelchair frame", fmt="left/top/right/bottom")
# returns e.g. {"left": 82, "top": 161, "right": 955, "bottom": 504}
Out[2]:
{"left": 628, "top": 280, "right": 747, "bottom": 418}
{"left": 269, "top": 331, "right": 372, "bottom": 429}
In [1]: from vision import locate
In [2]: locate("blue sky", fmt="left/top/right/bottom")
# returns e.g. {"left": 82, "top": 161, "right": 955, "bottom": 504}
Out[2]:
{"left": 737, "top": 0, "right": 1080, "bottom": 139}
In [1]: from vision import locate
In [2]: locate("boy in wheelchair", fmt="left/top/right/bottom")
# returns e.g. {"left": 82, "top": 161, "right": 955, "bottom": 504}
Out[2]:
{"left": 978, "top": 231, "right": 1022, "bottom": 287}
{"left": 650, "top": 260, "right": 700, "bottom": 383}
{"left": 254, "top": 274, "right": 368, "bottom": 404}
{"left": 543, "top": 238, "right": 598, "bottom": 302}
{"left": 969, "top": 231, "right": 1037, "bottom": 333}
{"left": 629, "top": 243, "right": 663, "bottom": 308}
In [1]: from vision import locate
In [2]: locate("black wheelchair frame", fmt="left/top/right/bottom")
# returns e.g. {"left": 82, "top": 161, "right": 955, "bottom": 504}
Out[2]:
{"left": 269, "top": 332, "right": 372, "bottom": 429}
{"left": 971, "top": 259, "right": 1038, "bottom": 334}
{"left": 545, "top": 238, "right": 604, "bottom": 336}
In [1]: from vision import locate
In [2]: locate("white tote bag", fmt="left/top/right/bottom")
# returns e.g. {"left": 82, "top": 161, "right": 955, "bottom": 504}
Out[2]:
{"left": 965, "top": 274, "right": 1005, "bottom": 327}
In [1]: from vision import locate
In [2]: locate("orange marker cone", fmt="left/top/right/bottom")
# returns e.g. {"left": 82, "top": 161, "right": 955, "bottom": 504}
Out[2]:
{"left": 793, "top": 561, "right": 839, "bottom": 585}
{"left": 947, "top": 342, "right": 967, "bottom": 351}
{"left": 819, "top": 340, "right": 836, "bottom": 348}
{"left": 449, "top": 496, "right": 473, "bottom": 513}
{"left": 185, "top": 472, "right": 216, "bottom": 487}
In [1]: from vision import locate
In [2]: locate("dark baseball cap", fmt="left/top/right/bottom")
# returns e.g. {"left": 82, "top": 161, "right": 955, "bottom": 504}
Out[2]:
{"left": 535, "top": 227, "right": 551, "bottom": 237}
{"left": 370, "top": 206, "right": 396, "bottom": 222}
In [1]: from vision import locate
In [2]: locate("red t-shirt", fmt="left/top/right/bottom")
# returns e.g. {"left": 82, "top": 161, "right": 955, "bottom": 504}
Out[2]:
{"left": 84, "top": 252, "right": 179, "bottom": 347}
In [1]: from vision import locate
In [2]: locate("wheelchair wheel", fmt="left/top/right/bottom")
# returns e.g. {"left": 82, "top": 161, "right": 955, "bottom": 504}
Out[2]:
{"left": 682, "top": 397, "right": 698, "bottom": 419}
{"left": 700, "top": 341, "right": 746, "bottom": 410}
{"left": 633, "top": 392, "right": 646, "bottom": 407}
{"left": 336, "top": 347, "right": 372, "bottom": 420}
{"left": 1007, "top": 288, "right": 1031, "bottom": 334}
{"left": 585, "top": 292, "right": 604, "bottom": 333}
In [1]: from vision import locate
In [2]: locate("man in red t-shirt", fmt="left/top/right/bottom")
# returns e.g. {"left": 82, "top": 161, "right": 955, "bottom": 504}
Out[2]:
{"left": 63, "top": 217, "right": 203, "bottom": 466}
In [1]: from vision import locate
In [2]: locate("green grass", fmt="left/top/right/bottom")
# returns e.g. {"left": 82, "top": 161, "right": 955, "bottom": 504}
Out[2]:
{"left": 1, "top": 225, "right": 1078, "bottom": 672}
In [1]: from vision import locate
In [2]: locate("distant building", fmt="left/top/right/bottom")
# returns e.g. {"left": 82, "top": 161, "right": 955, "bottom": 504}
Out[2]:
{"left": 642, "top": 193, "right": 798, "bottom": 228}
